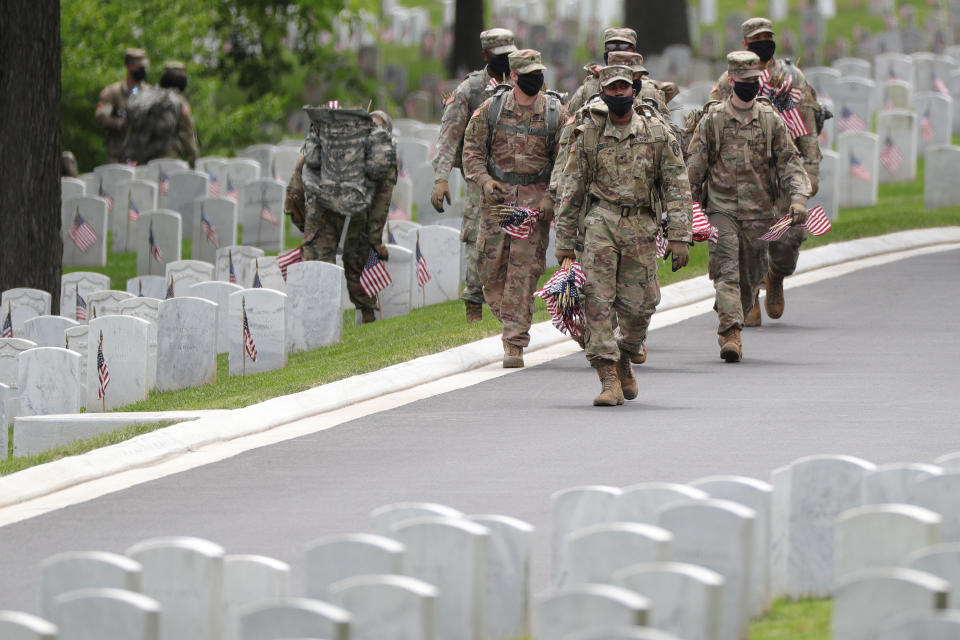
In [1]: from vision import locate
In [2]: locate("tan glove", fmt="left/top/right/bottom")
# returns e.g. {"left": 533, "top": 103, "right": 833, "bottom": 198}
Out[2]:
{"left": 789, "top": 202, "right": 808, "bottom": 225}
{"left": 664, "top": 240, "right": 689, "bottom": 272}
{"left": 482, "top": 179, "right": 508, "bottom": 204}
{"left": 537, "top": 195, "right": 555, "bottom": 222}
{"left": 555, "top": 248, "right": 576, "bottom": 264}
{"left": 372, "top": 243, "right": 389, "bottom": 260}
{"left": 430, "top": 179, "right": 451, "bottom": 212}
{"left": 808, "top": 174, "right": 819, "bottom": 197}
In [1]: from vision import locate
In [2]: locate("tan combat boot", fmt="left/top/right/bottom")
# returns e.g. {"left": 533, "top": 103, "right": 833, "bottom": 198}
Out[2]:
{"left": 503, "top": 341, "right": 524, "bottom": 368}
{"left": 592, "top": 360, "right": 624, "bottom": 406}
{"left": 745, "top": 291, "right": 762, "bottom": 327}
{"left": 616, "top": 350, "right": 638, "bottom": 400}
{"left": 630, "top": 342, "right": 647, "bottom": 364}
{"left": 718, "top": 327, "right": 742, "bottom": 362}
{"left": 361, "top": 308, "right": 376, "bottom": 324}
{"left": 465, "top": 301, "right": 483, "bottom": 323}
{"left": 765, "top": 270, "right": 785, "bottom": 319}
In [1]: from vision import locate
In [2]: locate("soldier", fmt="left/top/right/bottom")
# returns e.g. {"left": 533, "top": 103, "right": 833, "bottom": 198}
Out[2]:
{"left": 462, "top": 49, "right": 568, "bottom": 368}
{"left": 687, "top": 51, "right": 811, "bottom": 362}
{"left": 566, "top": 28, "right": 679, "bottom": 115}
{"left": 709, "top": 17, "right": 822, "bottom": 325}
{"left": 431, "top": 28, "right": 517, "bottom": 324}
{"left": 555, "top": 66, "right": 692, "bottom": 406}
{"left": 156, "top": 62, "right": 199, "bottom": 168}
{"left": 95, "top": 48, "right": 149, "bottom": 163}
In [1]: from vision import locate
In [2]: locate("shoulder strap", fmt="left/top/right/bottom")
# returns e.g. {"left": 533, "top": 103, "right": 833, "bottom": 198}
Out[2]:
{"left": 485, "top": 88, "right": 510, "bottom": 156}
{"left": 545, "top": 94, "right": 560, "bottom": 142}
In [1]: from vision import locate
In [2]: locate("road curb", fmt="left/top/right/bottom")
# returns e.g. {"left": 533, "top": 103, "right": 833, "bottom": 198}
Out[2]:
{"left": 2, "top": 227, "right": 959, "bottom": 506}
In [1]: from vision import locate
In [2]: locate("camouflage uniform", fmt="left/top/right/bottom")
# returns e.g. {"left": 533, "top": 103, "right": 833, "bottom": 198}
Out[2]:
{"left": 555, "top": 67, "right": 692, "bottom": 364}
{"left": 95, "top": 48, "right": 149, "bottom": 163}
{"left": 687, "top": 52, "right": 811, "bottom": 335}
{"left": 158, "top": 62, "right": 199, "bottom": 168}
{"left": 301, "top": 110, "right": 398, "bottom": 315}
{"left": 433, "top": 28, "right": 517, "bottom": 307}
{"left": 462, "top": 50, "right": 568, "bottom": 349}
{"left": 709, "top": 18, "right": 822, "bottom": 278}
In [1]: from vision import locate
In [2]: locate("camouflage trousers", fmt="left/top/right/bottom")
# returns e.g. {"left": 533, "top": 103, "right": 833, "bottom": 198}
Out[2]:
{"left": 708, "top": 212, "right": 771, "bottom": 333}
{"left": 460, "top": 180, "right": 484, "bottom": 304}
{"left": 477, "top": 207, "right": 549, "bottom": 348}
{"left": 767, "top": 226, "right": 806, "bottom": 276}
{"left": 302, "top": 195, "right": 377, "bottom": 313}
{"left": 581, "top": 205, "right": 661, "bottom": 363}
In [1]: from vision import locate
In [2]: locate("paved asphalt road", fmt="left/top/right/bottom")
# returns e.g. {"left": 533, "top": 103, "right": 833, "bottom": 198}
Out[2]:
{"left": 2, "top": 249, "right": 960, "bottom": 613}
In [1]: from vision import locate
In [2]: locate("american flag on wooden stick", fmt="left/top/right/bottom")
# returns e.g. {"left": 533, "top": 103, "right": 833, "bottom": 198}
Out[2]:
{"left": 849, "top": 153, "right": 872, "bottom": 183}
{"left": 760, "top": 206, "right": 832, "bottom": 241}
{"left": 837, "top": 106, "right": 867, "bottom": 133}
{"left": 69, "top": 211, "right": 98, "bottom": 253}
{"left": 242, "top": 298, "right": 258, "bottom": 362}
{"left": 149, "top": 220, "right": 163, "bottom": 263}
{"left": 1, "top": 304, "right": 12, "bottom": 338}
{"left": 277, "top": 246, "right": 303, "bottom": 281}
{"left": 165, "top": 277, "right": 175, "bottom": 300}
{"left": 880, "top": 137, "right": 905, "bottom": 174}
{"left": 260, "top": 203, "right": 279, "bottom": 228}
{"left": 415, "top": 236, "right": 431, "bottom": 288}
{"left": 493, "top": 204, "right": 540, "bottom": 240}
{"left": 75, "top": 289, "right": 88, "bottom": 322}
{"left": 533, "top": 261, "right": 587, "bottom": 338}
{"left": 201, "top": 210, "right": 219, "bottom": 248}
{"left": 208, "top": 171, "right": 220, "bottom": 197}
{"left": 97, "top": 331, "right": 110, "bottom": 399}
{"left": 252, "top": 266, "right": 263, "bottom": 288}
{"left": 228, "top": 250, "right": 237, "bottom": 284}
{"left": 359, "top": 247, "right": 392, "bottom": 297}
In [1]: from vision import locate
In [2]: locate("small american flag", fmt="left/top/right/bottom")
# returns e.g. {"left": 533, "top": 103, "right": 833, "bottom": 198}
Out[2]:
{"left": 128, "top": 197, "right": 140, "bottom": 222}
{"left": 533, "top": 261, "right": 587, "bottom": 337}
{"left": 69, "top": 211, "right": 98, "bottom": 253}
{"left": 359, "top": 247, "right": 392, "bottom": 297}
{"left": 880, "top": 137, "right": 905, "bottom": 174}
{"left": 415, "top": 236, "right": 431, "bottom": 288}
{"left": 837, "top": 106, "right": 867, "bottom": 133}
{"left": 277, "top": 246, "right": 303, "bottom": 280}
{"left": 760, "top": 206, "right": 832, "bottom": 241}
{"left": 149, "top": 221, "right": 163, "bottom": 263}
{"left": 201, "top": 210, "right": 219, "bottom": 248}
{"left": 691, "top": 202, "right": 719, "bottom": 243}
{"left": 761, "top": 73, "right": 809, "bottom": 139}
{"left": 920, "top": 111, "right": 936, "bottom": 143}
{"left": 76, "top": 289, "right": 88, "bottom": 322}
{"left": 165, "top": 277, "right": 175, "bottom": 299}
{"left": 933, "top": 76, "right": 951, "bottom": 97}
{"left": 1, "top": 305, "right": 12, "bottom": 338}
{"left": 849, "top": 153, "right": 872, "bottom": 183}
{"left": 228, "top": 250, "right": 237, "bottom": 284}
{"left": 252, "top": 266, "right": 263, "bottom": 288}
{"left": 260, "top": 203, "right": 279, "bottom": 228}
{"left": 242, "top": 299, "right": 258, "bottom": 362}
{"left": 655, "top": 233, "right": 668, "bottom": 258}
{"left": 158, "top": 169, "right": 170, "bottom": 195}
{"left": 225, "top": 176, "right": 238, "bottom": 202}
{"left": 494, "top": 205, "right": 540, "bottom": 240}
{"left": 98, "top": 180, "right": 113, "bottom": 212}
{"left": 208, "top": 171, "right": 221, "bottom": 197}
{"left": 97, "top": 332, "right": 110, "bottom": 399}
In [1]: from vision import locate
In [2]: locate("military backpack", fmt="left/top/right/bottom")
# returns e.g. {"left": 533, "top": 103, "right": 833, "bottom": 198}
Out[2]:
{"left": 442, "top": 70, "right": 498, "bottom": 170}
{"left": 124, "top": 86, "right": 182, "bottom": 165}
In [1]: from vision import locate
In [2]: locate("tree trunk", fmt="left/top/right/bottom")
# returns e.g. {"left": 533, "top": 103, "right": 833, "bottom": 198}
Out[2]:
{"left": 0, "top": 0, "right": 62, "bottom": 309}
{"left": 626, "top": 0, "right": 690, "bottom": 56}
{"left": 451, "top": 0, "right": 485, "bottom": 77}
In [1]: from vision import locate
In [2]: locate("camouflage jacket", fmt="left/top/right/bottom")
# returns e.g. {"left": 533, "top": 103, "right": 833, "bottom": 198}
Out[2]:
{"left": 367, "top": 132, "right": 399, "bottom": 243}
{"left": 566, "top": 65, "right": 676, "bottom": 116}
{"left": 710, "top": 57, "right": 822, "bottom": 179}
{"left": 96, "top": 79, "right": 149, "bottom": 161}
{"left": 555, "top": 102, "right": 693, "bottom": 251}
{"left": 462, "top": 88, "right": 567, "bottom": 207}
{"left": 686, "top": 98, "right": 811, "bottom": 221}
{"left": 168, "top": 97, "right": 199, "bottom": 168}
{"left": 433, "top": 69, "right": 499, "bottom": 180}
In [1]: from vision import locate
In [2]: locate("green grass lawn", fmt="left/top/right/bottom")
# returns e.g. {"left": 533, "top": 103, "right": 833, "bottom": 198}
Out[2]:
{"left": 750, "top": 598, "right": 832, "bottom": 639}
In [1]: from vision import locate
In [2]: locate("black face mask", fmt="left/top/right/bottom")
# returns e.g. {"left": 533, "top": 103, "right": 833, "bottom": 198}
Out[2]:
{"left": 488, "top": 55, "right": 510, "bottom": 79}
{"left": 747, "top": 39, "right": 776, "bottom": 62}
{"left": 733, "top": 80, "right": 761, "bottom": 102}
{"left": 632, "top": 77, "right": 642, "bottom": 96}
{"left": 132, "top": 67, "right": 147, "bottom": 82}
{"left": 602, "top": 93, "right": 634, "bottom": 117}
{"left": 516, "top": 73, "right": 544, "bottom": 96}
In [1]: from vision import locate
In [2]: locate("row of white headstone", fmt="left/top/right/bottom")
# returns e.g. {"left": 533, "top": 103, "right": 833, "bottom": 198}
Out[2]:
{"left": 6, "top": 450, "right": 960, "bottom": 639}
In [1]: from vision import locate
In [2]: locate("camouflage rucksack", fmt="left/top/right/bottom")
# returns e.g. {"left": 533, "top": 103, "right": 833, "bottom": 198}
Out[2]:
{"left": 124, "top": 86, "right": 181, "bottom": 165}
{"left": 302, "top": 107, "right": 390, "bottom": 214}
{"left": 442, "top": 70, "right": 497, "bottom": 170}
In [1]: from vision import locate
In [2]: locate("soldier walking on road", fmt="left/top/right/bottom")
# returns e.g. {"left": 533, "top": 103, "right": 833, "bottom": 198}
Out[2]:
{"left": 687, "top": 51, "right": 811, "bottom": 362}
{"left": 462, "top": 49, "right": 568, "bottom": 368}
{"left": 432, "top": 28, "right": 518, "bottom": 324}
{"left": 710, "top": 18, "right": 823, "bottom": 325}
{"left": 555, "top": 66, "right": 692, "bottom": 406}
{"left": 95, "top": 48, "right": 149, "bottom": 163}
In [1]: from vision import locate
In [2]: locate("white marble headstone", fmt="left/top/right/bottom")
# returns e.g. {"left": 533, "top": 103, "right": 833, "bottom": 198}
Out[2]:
{"left": 273, "top": 147, "right": 301, "bottom": 185}
{"left": 86, "top": 316, "right": 150, "bottom": 410}
{"left": 566, "top": 522, "right": 673, "bottom": 585}
{"left": 136, "top": 211, "right": 183, "bottom": 276}
{"left": 192, "top": 197, "right": 237, "bottom": 264}
{"left": 252, "top": 257, "right": 285, "bottom": 291}
{"left": 0, "top": 610, "right": 58, "bottom": 639}
{"left": 924, "top": 145, "right": 960, "bottom": 209}
{"left": 303, "top": 533, "right": 405, "bottom": 600}
{"left": 237, "top": 598, "right": 351, "bottom": 640}
{"left": 615, "top": 483, "right": 709, "bottom": 525}
{"left": 238, "top": 179, "right": 285, "bottom": 252}
{"left": 221, "top": 555, "right": 290, "bottom": 640}
{"left": 861, "top": 463, "right": 943, "bottom": 504}
{"left": 1, "top": 288, "right": 52, "bottom": 338}
{"left": 64, "top": 326, "right": 88, "bottom": 404}
{"left": 876, "top": 109, "right": 918, "bottom": 182}
{"left": 86, "top": 290, "right": 135, "bottom": 318}
{"left": 0, "top": 338, "right": 36, "bottom": 388}
{"left": 188, "top": 281, "right": 240, "bottom": 354}
{"left": 838, "top": 132, "right": 880, "bottom": 208}
{"left": 286, "top": 261, "right": 343, "bottom": 353}
{"left": 54, "top": 588, "right": 160, "bottom": 640}
{"left": 62, "top": 176, "right": 85, "bottom": 199}
{"left": 117, "top": 297, "right": 159, "bottom": 390}
{"left": 915, "top": 92, "right": 953, "bottom": 152}
{"left": 18, "top": 347, "right": 82, "bottom": 417}
{"left": 216, "top": 246, "right": 264, "bottom": 288}
{"left": 22, "top": 316, "right": 79, "bottom": 347}
{"left": 809, "top": 149, "right": 840, "bottom": 220}
{"left": 239, "top": 144, "right": 277, "bottom": 178}
{"left": 408, "top": 225, "right": 460, "bottom": 307}
{"left": 370, "top": 501, "right": 463, "bottom": 535}
{"left": 551, "top": 485, "right": 622, "bottom": 587}
{"left": 874, "top": 52, "right": 914, "bottom": 85}
{"left": 162, "top": 170, "right": 209, "bottom": 233}
{"left": 113, "top": 179, "right": 160, "bottom": 252}
{"left": 61, "top": 196, "right": 108, "bottom": 268}
{"left": 328, "top": 574, "right": 437, "bottom": 640}
{"left": 912, "top": 472, "right": 960, "bottom": 542}
{"left": 156, "top": 297, "right": 218, "bottom": 392}
{"left": 126, "top": 276, "right": 167, "bottom": 300}
{"left": 533, "top": 584, "right": 649, "bottom": 640}
{"left": 468, "top": 514, "right": 534, "bottom": 640}
{"left": 227, "top": 289, "right": 286, "bottom": 375}
{"left": 835, "top": 504, "right": 942, "bottom": 578}
{"left": 41, "top": 551, "right": 142, "bottom": 620}
{"left": 60, "top": 272, "right": 110, "bottom": 321}
{"left": 166, "top": 260, "right": 215, "bottom": 292}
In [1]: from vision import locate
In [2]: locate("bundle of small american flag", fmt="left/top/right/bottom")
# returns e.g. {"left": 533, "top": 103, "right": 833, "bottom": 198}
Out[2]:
{"left": 758, "top": 69, "right": 809, "bottom": 139}
{"left": 533, "top": 261, "right": 586, "bottom": 338}
{"left": 759, "top": 206, "right": 832, "bottom": 241}
{"left": 656, "top": 203, "right": 716, "bottom": 259}
{"left": 493, "top": 204, "right": 540, "bottom": 240}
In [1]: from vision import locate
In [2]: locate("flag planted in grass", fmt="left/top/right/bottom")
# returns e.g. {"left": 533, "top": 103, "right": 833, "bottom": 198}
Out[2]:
{"left": 149, "top": 221, "right": 163, "bottom": 263}
{"left": 760, "top": 206, "right": 832, "bottom": 241}
{"left": 493, "top": 204, "right": 540, "bottom": 240}
{"left": 534, "top": 261, "right": 586, "bottom": 338}
{"left": 1, "top": 305, "right": 11, "bottom": 338}
{"left": 97, "top": 332, "right": 110, "bottom": 399}
{"left": 242, "top": 299, "right": 258, "bottom": 362}
{"left": 359, "top": 247, "right": 392, "bottom": 297}
{"left": 201, "top": 210, "right": 219, "bottom": 248}
{"left": 75, "top": 289, "right": 88, "bottom": 322}
{"left": 415, "top": 236, "right": 431, "bottom": 288}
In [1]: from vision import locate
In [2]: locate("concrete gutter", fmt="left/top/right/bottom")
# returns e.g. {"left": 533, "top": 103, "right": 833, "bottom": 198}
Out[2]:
{"left": 2, "top": 227, "right": 958, "bottom": 507}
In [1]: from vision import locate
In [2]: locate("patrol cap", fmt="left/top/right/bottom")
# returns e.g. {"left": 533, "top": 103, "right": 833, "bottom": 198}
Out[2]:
{"left": 742, "top": 17, "right": 775, "bottom": 39}
{"left": 370, "top": 109, "right": 393, "bottom": 130}
{"left": 603, "top": 27, "right": 637, "bottom": 47}
{"left": 480, "top": 28, "right": 518, "bottom": 55}
{"left": 598, "top": 65, "right": 634, "bottom": 87}
{"left": 162, "top": 60, "right": 186, "bottom": 72}
{"left": 607, "top": 51, "right": 648, "bottom": 75}
{"left": 727, "top": 50, "right": 763, "bottom": 78}
{"left": 124, "top": 48, "right": 148, "bottom": 66}
{"left": 509, "top": 49, "right": 547, "bottom": 74}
